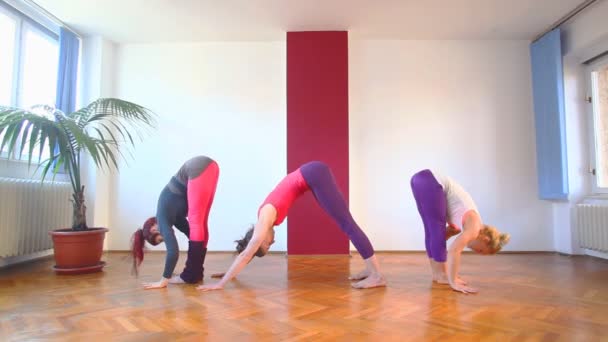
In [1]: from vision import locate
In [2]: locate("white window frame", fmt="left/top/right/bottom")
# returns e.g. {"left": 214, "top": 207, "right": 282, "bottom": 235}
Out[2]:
{"left": 587, "top": 54, "right": 608, "bottom": 194}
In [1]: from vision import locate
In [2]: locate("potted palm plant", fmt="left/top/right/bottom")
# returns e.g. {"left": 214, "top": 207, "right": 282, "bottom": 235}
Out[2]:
{"left": 0, "top": 98, "right": 155, "bottom": 274}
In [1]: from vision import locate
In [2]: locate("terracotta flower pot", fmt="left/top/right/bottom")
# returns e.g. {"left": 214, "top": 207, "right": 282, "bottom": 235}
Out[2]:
{"left": 49, "top": 227, "right": 109, "bottom": 275}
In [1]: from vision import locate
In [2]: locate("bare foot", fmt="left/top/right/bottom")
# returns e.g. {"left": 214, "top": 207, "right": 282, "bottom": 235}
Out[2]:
{"left": 432, "top": 273, "right": 449, "bottom": 284}
{"left": 349, "top": 269, "right": 371, "bottom": 281}
{"left": 351, "top": 274, "right": 387, "bottom": 289}
{"left": 168, "top": 274, "right": 186, "bottom": 284}
{"left": 432, "top": 274, "right": 467, "bottom": 285}
{"left": 445, "top": 224, "right": 461, "bottom": 240}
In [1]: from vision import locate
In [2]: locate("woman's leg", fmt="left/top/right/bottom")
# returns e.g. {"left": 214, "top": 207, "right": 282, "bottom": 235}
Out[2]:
{"left": 410, "top": 170, "right": 448, "bottom": 282}
{"left": 300, "top": 161, "right": 385, "bottom": 288}
{"left": 180, "top": 161, "right": 220, "bottom": 283}
{"left": 156, "top": 188, "right": 180, "bottom": 280}
{"left": 300, "top": 162, "right": 374, "bottom": 258}
{"left": 174, "top": 216, "right": 190, "bottom": 238}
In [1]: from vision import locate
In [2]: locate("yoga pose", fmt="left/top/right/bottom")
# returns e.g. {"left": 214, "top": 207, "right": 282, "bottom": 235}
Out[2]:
{"left": 131, "top": 156, "right": 219, "bottom": 289}
{"left": 197, "top": 161, "right": 386, "bottom": 291}
{"left": 410, "top": 169, "right": 510, "bottom": 294}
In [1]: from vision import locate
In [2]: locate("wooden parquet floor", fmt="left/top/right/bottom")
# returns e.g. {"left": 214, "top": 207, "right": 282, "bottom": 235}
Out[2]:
{"left": 1, "top": 252, "right": 607, "bottom": 341}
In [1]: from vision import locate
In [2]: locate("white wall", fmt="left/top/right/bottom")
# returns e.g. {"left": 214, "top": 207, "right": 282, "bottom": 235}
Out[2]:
{"left": 98, "top": 25, "right": 608, "bottom": 254}
{"left": 79, "top": 36, "right": 117, "bottom": 252}
{"left": 108, "top": 42, "right": 286, "bottom": 252}
{"left": 552, "top": 0, "right": 608, "bottom": 256}
{"left": 349, "top": 40, "right": 554, "bottom": 251}
{"left": 551, "top": 53, "right": 589, "bottom": 255}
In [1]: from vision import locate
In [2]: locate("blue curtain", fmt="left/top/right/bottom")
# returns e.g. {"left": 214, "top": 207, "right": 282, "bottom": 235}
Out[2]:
{"left": 55, "top": 27, "right": 79, "bottom": 114}
{"left": 530, "top": 28, "right": 569, "bottom": 200}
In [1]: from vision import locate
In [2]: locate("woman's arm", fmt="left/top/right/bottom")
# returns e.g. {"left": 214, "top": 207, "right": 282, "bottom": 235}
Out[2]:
{"left": 143, "top": 218, "right": 179, "bottom": 290}
{"left": 197, "top": 205, "right": 276, "bottom": 291}
{"left": 446, "top": 211, "right": 482, "bottom": 293}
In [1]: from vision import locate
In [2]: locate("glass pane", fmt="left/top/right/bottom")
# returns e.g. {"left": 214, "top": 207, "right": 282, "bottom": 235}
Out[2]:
{"left": 19, "top": 25, "right": 58, "bottom": 161}
{"left": 594, "top": 65, "right": 608, "bottom": 188}
{"left": 0, "top": 11, "right": 16, "bottom": 155}
{"left": 17, "top": 105, "right": 54, "bottom": 161}
{"left": 20, "top": 25, "right": 58, "bottom": 110}
{"left": 0, "top": 11, "right": 16, "bottom": 106}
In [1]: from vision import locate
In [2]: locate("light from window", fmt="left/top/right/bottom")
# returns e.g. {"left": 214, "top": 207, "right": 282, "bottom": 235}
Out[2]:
{"left": 20, "top": 25, "right": 58, "bottom": 109}
{"left": 592, "top": 65, "right": 608, "bottom": 188}
{"left": 0, "top": 5, "right": 59, "bottom": 162}
{"left": 0, "top": 11, "right": 16, "bottom": 106}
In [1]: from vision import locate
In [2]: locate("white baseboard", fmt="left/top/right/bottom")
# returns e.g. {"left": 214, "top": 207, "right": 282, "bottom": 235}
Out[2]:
{"left": 0, "top": 249, "right": 54, "bottom": 268}
{"left": 584, "top": 249, "right": 608, "bottom": 260}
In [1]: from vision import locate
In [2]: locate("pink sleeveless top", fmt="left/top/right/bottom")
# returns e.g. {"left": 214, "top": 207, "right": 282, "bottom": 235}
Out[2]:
{"left": 259, "top": 168, "right": 310, "bottom": 225}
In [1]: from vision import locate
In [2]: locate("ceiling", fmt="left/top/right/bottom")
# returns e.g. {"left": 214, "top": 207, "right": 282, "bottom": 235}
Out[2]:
{"left": 32, "top": 0, "right": 589, "bottom": 43}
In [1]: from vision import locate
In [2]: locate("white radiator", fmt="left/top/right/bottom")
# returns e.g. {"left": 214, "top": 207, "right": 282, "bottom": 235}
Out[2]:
{"left": 577, "top": 203, "right": 608, "bottom": 253}
{"left": 0, "top": 177, "right": 72, "bottom": 258}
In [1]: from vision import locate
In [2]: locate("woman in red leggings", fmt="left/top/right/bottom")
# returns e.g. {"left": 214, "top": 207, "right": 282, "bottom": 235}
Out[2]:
{"left": 131, "top": 156, "right": 219, "bottom": 289}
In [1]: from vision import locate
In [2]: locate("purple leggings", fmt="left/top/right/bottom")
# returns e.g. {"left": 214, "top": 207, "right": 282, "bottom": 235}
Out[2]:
{"left": 410, "top": 169, "right": 447, "bottom": 262}
{"left": 300, "top": 161, "right": 375, "bottom": 259}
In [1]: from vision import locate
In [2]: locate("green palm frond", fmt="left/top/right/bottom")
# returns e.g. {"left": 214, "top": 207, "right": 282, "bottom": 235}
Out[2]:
{"left": 0, "top": 107, "right": 67, "bottom": 165}
{"left": 0, "top": 99, "right": 155, "bottom": 230}
{"left": 71, "top": 98, "right": 155, "bottom": 144}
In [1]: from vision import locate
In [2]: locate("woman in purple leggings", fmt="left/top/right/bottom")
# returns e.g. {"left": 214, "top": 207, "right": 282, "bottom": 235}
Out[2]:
{"left": 198, "top": 161, "right": 386, "bottom": 291}
{"left": 411, "top": 169, "right": 510, "bottom": 294}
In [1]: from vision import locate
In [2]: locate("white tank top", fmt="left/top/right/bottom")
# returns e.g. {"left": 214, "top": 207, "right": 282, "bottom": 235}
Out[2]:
{"left": 431, "top": 170, "right": 478, "bottom": 228}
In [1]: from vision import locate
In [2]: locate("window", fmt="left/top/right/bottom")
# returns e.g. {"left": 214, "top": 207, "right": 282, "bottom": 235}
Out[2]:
{"left": 20, "top": 24, "right": 59, "bottom": 109}
{"left": 0, "top": 4, "right": 59, "bottom": 160}
{"left": 589, "top": 56, "right": 608, "bottom": 193}
{"left": 0, "top": 10, "right": 16, "bottom": 105}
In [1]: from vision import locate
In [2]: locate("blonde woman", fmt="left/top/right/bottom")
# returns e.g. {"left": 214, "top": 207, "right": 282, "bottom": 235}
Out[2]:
{"left": 410, "top": 169, "right": 510, "bottom": 294}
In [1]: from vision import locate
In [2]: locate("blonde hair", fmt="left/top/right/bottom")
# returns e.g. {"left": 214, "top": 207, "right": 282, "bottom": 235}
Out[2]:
{"left": 479, "top": 225, "right": 510, "bottom": 254}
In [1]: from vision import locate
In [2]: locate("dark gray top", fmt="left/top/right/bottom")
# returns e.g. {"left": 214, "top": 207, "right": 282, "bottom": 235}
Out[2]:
{"left": 168, "top": 156, "right": 214, "bottom": 194}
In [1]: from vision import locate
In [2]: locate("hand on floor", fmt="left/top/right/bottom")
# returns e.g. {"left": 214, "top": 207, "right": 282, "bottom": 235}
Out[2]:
{"left": 196, "top": 282, "right": 223, "bottom": 292}
{"left": 455, "top": 276, "right": 467, "bottom": 286}
{"left": 450, "top": 283, "right": 478, "bottom": 294}
{"left": 432, "top": 271, "right": 467, "bottom": 286}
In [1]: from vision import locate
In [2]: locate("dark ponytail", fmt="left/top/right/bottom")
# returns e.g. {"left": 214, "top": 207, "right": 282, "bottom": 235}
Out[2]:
{"left": 131, "top": 229, "right": 145, "bottom": 276}
{"left": 130, "top": 216, "right": 158, "bottom": 276}
{"left": 235, "top": 225, "right": 265, "bottom": 257}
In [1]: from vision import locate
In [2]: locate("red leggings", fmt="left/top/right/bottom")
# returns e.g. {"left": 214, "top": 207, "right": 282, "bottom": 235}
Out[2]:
{"left": 187, "top": 161, "right": 219, "bottom": 246}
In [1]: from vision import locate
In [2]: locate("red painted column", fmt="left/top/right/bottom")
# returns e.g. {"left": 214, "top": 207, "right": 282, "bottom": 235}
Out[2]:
{"left": 286, "top": 31, "right": 350, "bottom": 255}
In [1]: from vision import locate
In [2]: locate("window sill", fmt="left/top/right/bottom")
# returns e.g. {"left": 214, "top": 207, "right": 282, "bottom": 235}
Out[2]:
{"left": 0, "top": 155, "right": 64, "bottom": 168}
{"left": 0, "top": 157, "right": 68, "bottom": 181}
{"left": 580, "top": 195, "right": 608, "bottom": 205}
{"left": 1, "top": 155, "right": 44, "bottom": 164}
